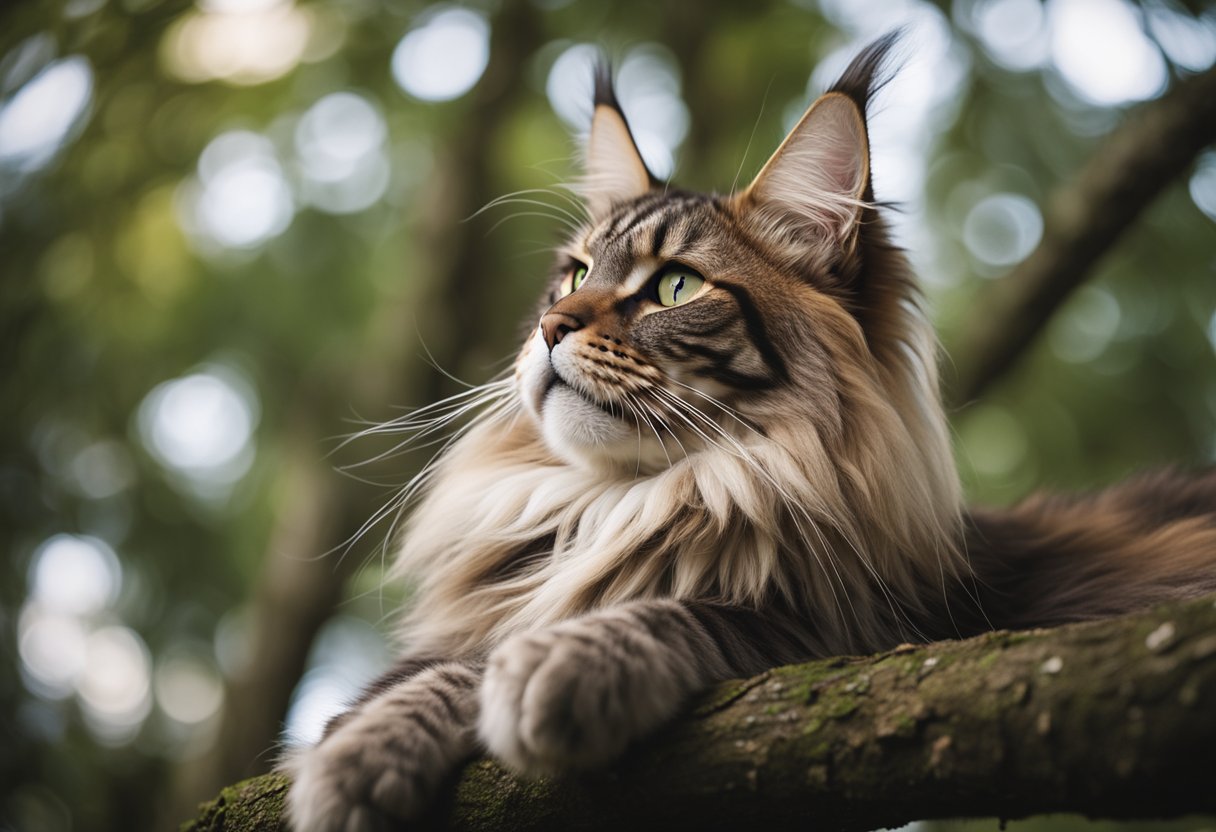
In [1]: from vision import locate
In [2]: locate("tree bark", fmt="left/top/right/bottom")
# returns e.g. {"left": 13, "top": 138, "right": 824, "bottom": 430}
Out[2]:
{"left": 947, "top": 63, "right": 1216, "bottom": 407}
{"left": 182, "top": 592, "right": 1216, "bottom": 831}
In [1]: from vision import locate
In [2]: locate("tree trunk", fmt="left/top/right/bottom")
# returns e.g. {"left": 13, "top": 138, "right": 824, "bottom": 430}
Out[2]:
{"left": 182, "top": 592, "right": 1216, "bottom": 831}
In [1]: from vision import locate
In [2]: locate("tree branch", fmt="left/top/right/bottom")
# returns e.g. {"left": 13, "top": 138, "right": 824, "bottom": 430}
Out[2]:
{"left": 183, "top": 593, "right": 1216, "bottom": 831}
{"left": 948, "top": 64, "right": 1216, "bottom": 407}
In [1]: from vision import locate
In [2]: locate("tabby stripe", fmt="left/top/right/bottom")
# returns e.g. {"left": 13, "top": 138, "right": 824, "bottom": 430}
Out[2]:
{"left": 678, "top": 317, "right": 737, "bottom": 339}
{"left": 713, "top": 282, "right": 789, "bottom": 382}
{"left": 635, "top": 603, "right": 718, "bottom": 677}
{"left": 604, "top": 194, "right": 665, "bottom": 240}
{"left": 406, "top": 707, "right": 446, "bottom": 744}
{"left": 433, "top": 666, "right": 479, "bottom": 691}
{"left": 628, "top": 605, "right": 675, "bottom": 645}
{"left": 585, "top": 355, "right": 650, "bottom": 380}
{"left": 651, "top": 214, "right": 673, "bottom": 257}
{"left": 717, "top": 211, "right": 801, "bottom": 275}
{"left": 564, "top": 631, "right": 602, "bottom": 651}
{"left": 612, "top": 200, "right": 672, "bottom": 245}
{"left": 670, "top": 217, "right": 707, "bottom": 259}
{"left": 694, "top": 364, "right": 777, "bottom": 391}
{"left": 668, "top": 338, "right": 735, "bottom": 363}
{"left": 429, "top": 685, "right": 461, "bottom": 722}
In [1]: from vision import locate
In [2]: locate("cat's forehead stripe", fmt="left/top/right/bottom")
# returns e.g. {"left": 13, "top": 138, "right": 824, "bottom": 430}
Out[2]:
{"left": 650, "top": 214, "right": 672, "bottom": 257}
{"left": 588, "top": 195, "right": 663, "bottom": 247}
{"left": 589, "top": 196, "right": 719, "bottom": 264}
{"left": 594, "top": 194, "right": 703, "bottom": 245}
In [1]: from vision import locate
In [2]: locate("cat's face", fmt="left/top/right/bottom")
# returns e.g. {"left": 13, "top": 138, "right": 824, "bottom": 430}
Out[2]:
{"left": 516, "top": 57, "right": 894, "bottom": 470}
{"left": 515, "top": 191, "right": 832, "bottom": 469}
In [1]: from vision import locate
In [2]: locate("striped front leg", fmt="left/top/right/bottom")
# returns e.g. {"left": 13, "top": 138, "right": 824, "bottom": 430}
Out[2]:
{"left": 478, "top": 599, "right": 777, "bottom": 774}
{"left": 285, "top": 661, "right": 480, "bottom": 832}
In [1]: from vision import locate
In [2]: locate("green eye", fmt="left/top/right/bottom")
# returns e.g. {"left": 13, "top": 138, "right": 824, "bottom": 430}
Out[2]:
{"left": 560, "top": 264, "right": 588, "bottom": 297}
{"left": 657, "top": 271, "right": 705, "bottom": 307}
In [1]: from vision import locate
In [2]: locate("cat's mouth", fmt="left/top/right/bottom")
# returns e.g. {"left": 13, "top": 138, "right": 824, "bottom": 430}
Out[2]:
{"left": 543, "top": 373, "right": 629, "bottom": 422}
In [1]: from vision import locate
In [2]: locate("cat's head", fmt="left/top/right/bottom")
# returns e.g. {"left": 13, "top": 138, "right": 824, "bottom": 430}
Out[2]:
{"left": 515, "top": 35, "right": 949, "bottom": 492}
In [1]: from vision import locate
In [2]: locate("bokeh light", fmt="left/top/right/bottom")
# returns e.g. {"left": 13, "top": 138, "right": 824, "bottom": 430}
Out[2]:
{"left": 963, "top": 193, "right": 1044, "bottom": 270}
{"left": 391, "top": 7, "right": 490, "bottom": 102}
{"left": 0, "top": 55, "right": 93, "bottom": 174}
{"left": 1143, "top": 2, "right": 1216, "bottom": 73}
{"left": 137, "top": 366, "right": 259, "bottom": 491}
{"left": 1189, "top": 151, "right": 1216, "bottom": 224}
{"left": 546, "top": 42, "right": 598, "bottom": 129}
{"left": 177, "top": 130, "right": 294, "bottom": 252}
{"left": 283, "top": 616, "right": 388, "bottom": 747}
{"left": 1048, "top": 0, "right": 1168, "bottom": 106}
{"left": 615, "top": 45, "right": 688, "bottom": 180}
{"left": 295, "top": 92, "right": 390, "bottom": 214}
{"left": 28, "top": 534, "right": 122, "bottom": 617}
{"left": 155, "top": 652, "right": 225, "bottom": 726}
{"left": 76, "top": 626, "right": 153, "bottom": 744}
{"left": 18, "top": 606, "right": 90, "bottom": 698}
{"left": 972, "top": 0, "right": 1049, "bottom": 71}
{"left": 161, "top": 2, "right": 312, "bottom": 86}
{"left": 959, "top": 403, "right": 1030, "bottom": 478}
{"left": 1049, "top": 285, "right": 1122, "bottom": 364}
{"left": 68, "top": 439, "right": 137, "bottom": 500}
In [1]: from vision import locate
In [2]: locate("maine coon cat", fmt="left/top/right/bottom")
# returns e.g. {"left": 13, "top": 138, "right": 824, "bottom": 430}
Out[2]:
{"left": 286, "top": 35, "right": 1216, "bottom": 830}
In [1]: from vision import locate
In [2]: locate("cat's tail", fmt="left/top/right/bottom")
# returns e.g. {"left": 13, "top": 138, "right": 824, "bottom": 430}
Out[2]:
{"left": 959, "top": 466, "right": 1216, "bottom": 632}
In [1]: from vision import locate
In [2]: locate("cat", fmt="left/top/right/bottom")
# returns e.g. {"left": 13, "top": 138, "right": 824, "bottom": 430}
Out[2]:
{"left": 285, "top": 34, "right": 1216, "bottom": 830}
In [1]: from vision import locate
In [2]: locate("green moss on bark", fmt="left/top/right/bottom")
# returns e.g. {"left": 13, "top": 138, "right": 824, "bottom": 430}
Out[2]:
{"left": 182, "top": 773, "right": 289, "bottom": 832}
{"left": 184, "top": 595, "right": 1216, "bottom": 832}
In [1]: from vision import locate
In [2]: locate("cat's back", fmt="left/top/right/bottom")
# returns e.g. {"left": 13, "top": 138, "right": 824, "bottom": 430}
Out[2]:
{"left": 961, "top": 466, "right": 1216, "bottom": 632}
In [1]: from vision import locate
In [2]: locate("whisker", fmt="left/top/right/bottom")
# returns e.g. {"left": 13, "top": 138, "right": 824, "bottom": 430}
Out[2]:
{"left": 647, "top": 387, "right": 859, "bottom": 632}
{"left": 485, "top": 210, "right": 581, "bottom": 237}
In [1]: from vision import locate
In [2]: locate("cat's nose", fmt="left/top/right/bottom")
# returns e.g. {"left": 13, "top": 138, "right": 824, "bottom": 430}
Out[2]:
{"left": 540, "top": 311, "right": 583, "bottom": 351}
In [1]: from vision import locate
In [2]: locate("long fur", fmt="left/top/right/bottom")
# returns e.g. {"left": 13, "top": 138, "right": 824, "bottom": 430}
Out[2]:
{"left": 286, "top": 35, "right": 1216, "bottom": 831}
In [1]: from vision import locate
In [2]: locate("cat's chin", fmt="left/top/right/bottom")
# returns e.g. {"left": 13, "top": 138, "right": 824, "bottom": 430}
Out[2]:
{"left": 540, "top": 383, "right": 634, "bottom": 464}
{"left": 534, "top": 383, "right": 673, "bottom": 472}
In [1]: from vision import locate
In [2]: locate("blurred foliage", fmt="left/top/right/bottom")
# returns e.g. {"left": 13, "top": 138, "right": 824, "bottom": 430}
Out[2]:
{"left": 0, "top": 0, "right": 1214, "bottom": 830}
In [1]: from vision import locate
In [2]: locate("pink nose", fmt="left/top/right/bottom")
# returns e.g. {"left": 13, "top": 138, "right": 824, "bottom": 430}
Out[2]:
{"left": 540, "top": 311, "right": 583, "bottom": 351}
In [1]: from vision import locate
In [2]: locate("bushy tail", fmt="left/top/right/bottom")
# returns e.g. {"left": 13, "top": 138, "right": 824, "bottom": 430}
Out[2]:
{"left": 959, "top": 467, "right": 1216, "bottom": 632}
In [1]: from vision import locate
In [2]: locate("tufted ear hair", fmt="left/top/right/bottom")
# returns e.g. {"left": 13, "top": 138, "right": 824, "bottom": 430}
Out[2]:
{"left": 579, "top": 61, "right": 658, "bottom": 220}
{"left": 740, "top": 32, "right": 898, "bottom": 249}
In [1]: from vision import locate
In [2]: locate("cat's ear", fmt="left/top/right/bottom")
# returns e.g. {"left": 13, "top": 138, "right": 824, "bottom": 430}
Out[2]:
{"left": 579, "top": 62, "right": 656, "bottom": 219}
{"left": 740, "top": 34, "right": 897, "bottom": 249}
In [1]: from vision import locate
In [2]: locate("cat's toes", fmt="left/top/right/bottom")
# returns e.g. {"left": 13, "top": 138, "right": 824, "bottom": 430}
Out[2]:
{"left": 285, "top": 727, "right": 425, "bottom": 832}
{"left": 479, "top": 629, "right": 558, "bottom": 772}
{"left": 284, "top": 664, "right": 479, "bottom": 830}
{"left": 479, "top": 626, "right": 645, "bottom": 774}
{"left": 284, "top": 708, "right": 452, "bottom": 830}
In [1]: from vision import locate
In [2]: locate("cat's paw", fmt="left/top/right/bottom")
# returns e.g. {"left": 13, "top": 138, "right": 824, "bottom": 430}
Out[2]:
{"left": 284, "top": 665, "right": 478, "bottom": 831}
{"left": 478, "top": 611, "right": 689, "bottom": 774}
{"left": 285, "top": 712, "right": 436, "bottom": 832}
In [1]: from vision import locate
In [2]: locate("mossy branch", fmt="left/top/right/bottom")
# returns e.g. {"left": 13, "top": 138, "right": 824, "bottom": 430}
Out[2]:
{"left": 183, "top": 593, "right": 1216, "bottom": 832}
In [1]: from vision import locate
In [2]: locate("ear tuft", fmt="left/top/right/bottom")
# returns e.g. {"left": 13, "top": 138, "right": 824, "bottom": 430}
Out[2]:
{"left": 579, "top": 60, "right": 656, "bottom": 220}
{"left": 825, "top": 29, "right": 902, "bottom": 123}
{"left": 740, "top": 32, "right": 901, "bottom": 247}
{"left": 593, "top": 58, "right": 622, "bottom": 112}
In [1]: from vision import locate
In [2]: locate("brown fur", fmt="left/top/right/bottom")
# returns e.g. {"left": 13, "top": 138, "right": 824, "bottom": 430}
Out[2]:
{"left": 286, "top": 38, "right": 1216, "bottom": 832}
{"left": 962, "top": 468, "right": 1216, "bottom": 632}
